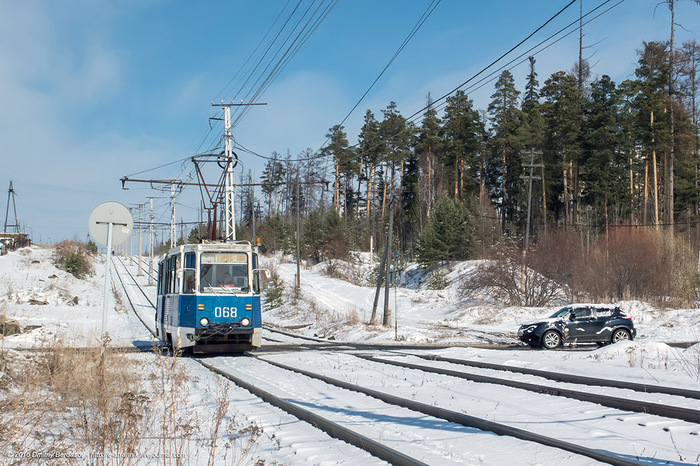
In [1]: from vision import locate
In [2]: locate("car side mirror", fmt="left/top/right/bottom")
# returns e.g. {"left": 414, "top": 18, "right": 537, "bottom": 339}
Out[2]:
{"left": 569, "top": 313, "right": 575, "bottom": 321}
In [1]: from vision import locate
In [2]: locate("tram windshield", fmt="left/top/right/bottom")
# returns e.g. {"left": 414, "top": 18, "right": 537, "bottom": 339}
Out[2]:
{"left": 199, "top": 252, "right": 249, "bottom": 293}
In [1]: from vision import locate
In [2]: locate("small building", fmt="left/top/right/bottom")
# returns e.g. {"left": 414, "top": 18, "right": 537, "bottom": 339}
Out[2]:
{"left": 0, "top": 233, "right": 31, "bottom": 255}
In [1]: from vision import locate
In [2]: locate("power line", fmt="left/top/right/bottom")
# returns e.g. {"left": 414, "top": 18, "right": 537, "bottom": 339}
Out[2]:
{"left": 324, "top": 0, "right": 442, "bottom": 141}
{"left": 245, "top": 0, "right": 613, "bottom": 168}
{"left": 404, "top": 0, "right": 581, "bottom": 124}
{"left": 329, "top": 0, "right": 624, "bottom": 174}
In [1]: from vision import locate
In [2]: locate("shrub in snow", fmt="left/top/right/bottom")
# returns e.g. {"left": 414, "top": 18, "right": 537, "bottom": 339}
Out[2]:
{"left": 425, "top": 270, "right": 449, "bottom": 290}
{"left": 263, "top": 267, "right": 286, "bottom": 310}
{"left": 460, "top": 254, "right": 562, "bottom": 307}
{"left": 52, "top": 241, "right": 93, "bottom": 279}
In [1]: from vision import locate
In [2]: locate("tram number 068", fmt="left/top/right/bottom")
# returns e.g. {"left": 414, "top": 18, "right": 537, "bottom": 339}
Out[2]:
{"left": 214, "top": 307, "right": 238, "bottom": 318}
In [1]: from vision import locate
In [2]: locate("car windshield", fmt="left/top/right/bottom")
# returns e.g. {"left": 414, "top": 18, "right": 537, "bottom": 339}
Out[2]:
{"left": 550, "top": 307, "right": 571, "bottom": 319}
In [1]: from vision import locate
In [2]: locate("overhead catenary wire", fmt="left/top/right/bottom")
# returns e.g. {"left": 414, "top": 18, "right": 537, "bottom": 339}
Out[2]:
{"left": 320, "top": 0, "right": 442, "bottom": 148}
{"left": 231, "top": 0, "right": 340, "bottom": 129}
{"left": 398, "top": 0, "right": 622, "bottom": 126}
{"left": 327, "top": 0, "right": 625, "bottom": 176}
{"left": 125, "top": 1, "right": 337, "bottom": 225}
{"left": 130, "top": 0, "right": 625, "bottom": 231}
{"left": 232, "top": 0, "right": 620, "bottom": 168}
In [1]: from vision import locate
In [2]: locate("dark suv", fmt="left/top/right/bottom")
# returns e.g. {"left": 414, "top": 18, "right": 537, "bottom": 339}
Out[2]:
{"left": 518, "top": 304, "right": 636, "bottom": 349}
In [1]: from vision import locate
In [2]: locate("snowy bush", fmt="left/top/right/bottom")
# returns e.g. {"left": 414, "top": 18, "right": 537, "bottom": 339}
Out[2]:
{"left": 52, "top": 241, "right": 93, "bottom": 279}
{"left": 263, "top": 266, "right": 286, "bottom": 310}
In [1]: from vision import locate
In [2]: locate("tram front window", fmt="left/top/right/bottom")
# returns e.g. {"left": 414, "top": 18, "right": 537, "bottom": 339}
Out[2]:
{"left": 199, "top": 252, "right": 249, "bottom": 293}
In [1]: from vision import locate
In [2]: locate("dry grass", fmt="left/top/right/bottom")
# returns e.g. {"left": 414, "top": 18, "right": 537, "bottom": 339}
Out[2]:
{"left": 0, "top": 339, "right": 268, "bottom": 465}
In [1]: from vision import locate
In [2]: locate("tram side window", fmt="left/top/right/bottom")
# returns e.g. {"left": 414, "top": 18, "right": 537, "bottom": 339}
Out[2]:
{"left": 163, "top": 260, "right": 169, "bottom": 294}
{"left": 164, "top": 258, "right": 172, "bottom": 294}
{"left": 183, "top": 252, "right": 195, "bottom": 294}
{"left": 158, "top": 263, "right": 164, "bottom": 295}
{"left": 252, "top": 253, "right": 260, "bottom": 294}
{"left": 170, "top": 256, "right": 179, "bottom": 294}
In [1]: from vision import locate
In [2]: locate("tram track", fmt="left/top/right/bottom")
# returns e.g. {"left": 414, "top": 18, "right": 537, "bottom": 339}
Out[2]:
{"left": 197, "top": 358, "right": 428, "bottom": 466}
{"left": 354, "top": 353, "right": 700, "bottom": 424}
{"left": 112, "top": 255, "right": 157, "bottom": 338}
{"left": 111, "top": 257, "right": 431, "bottom": 463}
{"left": 263, "top": 327, "right": 700, "bottom": 421}
{"left": 244, "top": 354, "right": 641, "bottom": 465}
{"left": 113, "top": 256, "right": 700, "bottom": 465}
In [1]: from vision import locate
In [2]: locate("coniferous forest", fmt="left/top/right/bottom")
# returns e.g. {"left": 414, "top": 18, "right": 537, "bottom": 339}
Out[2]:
{"left": 230, "top": 38, "right": 700, "bottom": 307}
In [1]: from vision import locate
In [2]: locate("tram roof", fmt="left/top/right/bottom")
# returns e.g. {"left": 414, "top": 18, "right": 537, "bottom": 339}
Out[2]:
{"left": 165, "top": 241, "right": 255, "bottom": 257}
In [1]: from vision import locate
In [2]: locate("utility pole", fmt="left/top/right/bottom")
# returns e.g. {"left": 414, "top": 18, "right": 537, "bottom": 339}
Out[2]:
{"left": 520, "top": 149, "right": 543, "bottom": 252}
{"left": 371, "top": 196, "right": 396, "bottom": 327}
{"left": 383, "top": 200, "right": 395, "bottom": 327}
{"left": 211, "top": 101, "right": 266, "bottom": 242}
{"left": 149, "top": 198, "right": 154, "bottom": 286}
{"left": 224, "top": 104, "right": 235, "bottom": 242}
{"left": 295, "top": 168, "right": 301, "bottom": 299}
{"left": 668, "top": 0, "right": 675, "bottom": 228}
{"left": 138, "top": 204, "right": 143, "bottom": 276}
{"left": 129, "top": 208, "right": 134, "bottom": 265}
{"left": 169, "top": 182, "right": 177, "bottom": 248}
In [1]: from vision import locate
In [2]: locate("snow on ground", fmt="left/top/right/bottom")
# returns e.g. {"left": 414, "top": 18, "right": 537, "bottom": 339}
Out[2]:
{"left": 0, "top": 246, "right": 152, "bottom": 348}
{"left": 264, "top": 253, "right": 700, "bottom": 384}
{"left": 264, "top": 254, "right": 700, "bottom": 350}
{"left": 0, "top": 247, "right": 383, "bottom": 465}
{"left": 1, "top": 246, "right": 700, "bottom": 465}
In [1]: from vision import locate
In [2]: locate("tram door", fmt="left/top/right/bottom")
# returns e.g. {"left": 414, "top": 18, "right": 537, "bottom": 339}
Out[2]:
{"left": 156, "top": 261, "right": 165, "bottom": 339}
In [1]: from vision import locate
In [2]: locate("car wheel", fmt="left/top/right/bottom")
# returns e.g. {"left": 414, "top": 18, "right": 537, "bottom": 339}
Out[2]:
{"left": 611, "top": 328, "right": 631, "bottom": 344}
{"left": 542, "top": 330, "right": 561, "bottom": 349}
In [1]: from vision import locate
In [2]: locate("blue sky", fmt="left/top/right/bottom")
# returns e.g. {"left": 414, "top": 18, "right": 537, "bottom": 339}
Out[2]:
{"left": 1, "top": 0, "right": 698, "bottom": 245}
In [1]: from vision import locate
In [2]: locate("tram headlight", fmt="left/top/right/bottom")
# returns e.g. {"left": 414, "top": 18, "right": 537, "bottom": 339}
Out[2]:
{"left": 241, "top": 317, "right": 250, "bottom": 327}
{"left": 199, "top": 317, "right": 209, "bottom": 327}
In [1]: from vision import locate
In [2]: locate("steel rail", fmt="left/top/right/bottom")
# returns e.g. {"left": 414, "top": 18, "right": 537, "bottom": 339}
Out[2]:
{"left": 415, "top": 353, "right": 700, "bottom": 400}
{"left": 252, "top": 355, "right": 640, "bottom": 466}
{"left": 112, "top": 256, "right": 161, "bottom": 346}
{"left": 264, "top": 328, "right": 700, "bottom": 400}
{"left": 262, "top": 325, "right": 503, "bottom": 350}
{"left": 113, "top": 260, "right": 425, "bottom": 464}
{"left": 358, "top": 354, "right": 700, "bottom": 425}
{"left": 197, "top": 359, "right": 428, "bottom": 466}
{"left": 114, "top": 255, "right": 157, "bottom": 310}
{"left": 113, "top": 262, "right": 424, "bottom": 464}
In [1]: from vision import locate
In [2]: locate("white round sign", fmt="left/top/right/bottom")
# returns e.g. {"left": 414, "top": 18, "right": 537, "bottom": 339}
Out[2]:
{"left": 88, "top": 201, "right": 133, "bottom": 246}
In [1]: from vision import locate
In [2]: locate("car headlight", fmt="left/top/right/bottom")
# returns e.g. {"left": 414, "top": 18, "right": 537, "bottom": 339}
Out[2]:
{"left": 240, "top": 317, "right": 250, "bottom": 327}
{"left": 199, "top": 317, "right": 209, "bottom": 327}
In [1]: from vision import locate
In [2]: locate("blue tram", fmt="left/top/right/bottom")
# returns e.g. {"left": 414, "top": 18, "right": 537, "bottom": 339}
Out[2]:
{"left": 156, "top": 241, "right": 263, "bottom": 353}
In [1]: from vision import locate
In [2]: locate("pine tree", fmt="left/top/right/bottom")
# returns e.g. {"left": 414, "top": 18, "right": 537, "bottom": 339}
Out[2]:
{"left": 260, "top": 153, "right": 286, "bottom": 216}
{"left": 414, "top": 95, "right": 443, "bottom": 223}
{"left": 521, "top": 56, "right": 545, "bottom": 151}
{"left": 679, "top": 40, "right": 700, "bottom": 215}
{"left": 358, "top": 110, "right": 383, "bottom": 252}
{"left": 541, "top": 71, "right": 582, "bottom": 228}
{"left": 581, "top": 75, "right": 630, "bottom": 228}
{"left": 379, "top": 102, "right": 411, "bottom": 216}
{"left": 443, "top": 90, "right": 484, "bottom": 203}
{"left": 320, "top": 125, "right": 351, "bottom": 215}
{"left": 633, "top": 42, "right": 673, "bottom": 225}
{"left": 416, "top": 197, "right": 475, "bottom": 265}
{"left": 487, "top": 70, "right": 523, "bottom": 234}
{"left": 519, "top": 56, "right": 546, "bottom": 235}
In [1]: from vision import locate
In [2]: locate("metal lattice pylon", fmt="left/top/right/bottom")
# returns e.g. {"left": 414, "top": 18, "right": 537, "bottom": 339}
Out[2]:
{"left": 3, "top": 180, "right": 20, "bottom": 234}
